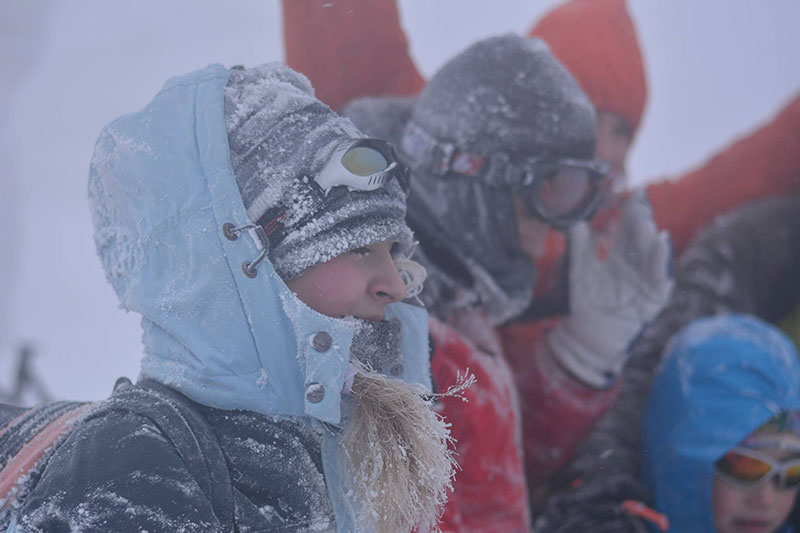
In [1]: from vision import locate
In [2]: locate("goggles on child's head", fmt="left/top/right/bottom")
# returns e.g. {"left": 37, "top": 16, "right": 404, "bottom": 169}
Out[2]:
{"left": 714, "top": 447, "right": 800, "bottom": 491}
{"left": 512, "top": 157, "right": 609, "bottom": 229}
{"left": 315, "top": 138, "right": 410, "bottom": 195}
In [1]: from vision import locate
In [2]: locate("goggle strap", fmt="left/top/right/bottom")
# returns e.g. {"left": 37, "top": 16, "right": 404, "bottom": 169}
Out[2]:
{"left": 401, "top": 121, "right": 603, "bottom": 187}
{"left": 256, "top": 208, "right": 289, "bottom": 247}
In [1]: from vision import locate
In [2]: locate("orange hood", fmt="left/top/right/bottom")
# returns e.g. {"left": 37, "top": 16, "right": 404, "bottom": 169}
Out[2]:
{"left": 529, "top": 0, "right": 647, "bottom": 134}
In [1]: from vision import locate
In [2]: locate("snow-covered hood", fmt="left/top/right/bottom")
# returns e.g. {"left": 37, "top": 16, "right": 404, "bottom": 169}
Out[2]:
{"left": 88, "top": 64, "right": 430, "bottom": 425}
{"left": 642, "top": 314, "right": 800, "bottom": 532}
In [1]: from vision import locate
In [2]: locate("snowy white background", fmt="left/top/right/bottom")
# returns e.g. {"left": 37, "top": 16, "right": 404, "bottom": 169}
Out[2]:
{"left": 2, "top": 0, "right": 799, "bottom": 402}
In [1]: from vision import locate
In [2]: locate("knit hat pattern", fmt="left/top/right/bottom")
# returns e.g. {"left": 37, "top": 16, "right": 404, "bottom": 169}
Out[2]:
{"left": 529, "top": 0, "right": 647, "bottom": 133}
{"left": 225, "top": 64, "right": 413, "bottom": 279}
{"left": 407, "top": 34, "right": 596, "bottom": 163}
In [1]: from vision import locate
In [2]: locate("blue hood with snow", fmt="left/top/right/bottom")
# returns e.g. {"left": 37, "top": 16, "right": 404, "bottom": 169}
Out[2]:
{"left": 88, "top": 62, "right": 430, "bottom": 420}
{"left": 642, "top": 314, "right": 800, "bottom": 532}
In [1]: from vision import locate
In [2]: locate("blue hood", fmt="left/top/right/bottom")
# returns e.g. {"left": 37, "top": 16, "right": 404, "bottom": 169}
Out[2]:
{"left": 642, "top": 314, "right": 800, "bottom": 532}
{"left": 88, "top": 63, "right": 430, "bottom": 426}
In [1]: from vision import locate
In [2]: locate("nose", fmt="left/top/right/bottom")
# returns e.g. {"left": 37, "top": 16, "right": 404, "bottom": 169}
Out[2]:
{"left": 370, "top": 256, "right": 407, "bottom": 304}
{"left": 745, "top": 477, "right": 780, "bottom": 507}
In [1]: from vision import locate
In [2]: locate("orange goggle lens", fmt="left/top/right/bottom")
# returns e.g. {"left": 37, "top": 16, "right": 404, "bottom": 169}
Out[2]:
{"left": 716, "top": 448, "right": 800, "bottom": 490}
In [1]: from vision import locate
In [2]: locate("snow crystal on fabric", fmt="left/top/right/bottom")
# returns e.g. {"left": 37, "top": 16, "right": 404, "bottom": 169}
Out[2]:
{"left": 88, "top": 126, "right": 145, "bottom": 302}
{"left": 224, "top": 63, "right": 413, "bottom": 279}
{"left": 411, "top": 34, "right": 595, "bottom": 160}
{"left": 214, "top": 410, "right": 335, "bottom": 531}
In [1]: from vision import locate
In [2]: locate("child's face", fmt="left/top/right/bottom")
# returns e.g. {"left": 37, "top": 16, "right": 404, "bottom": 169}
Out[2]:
{"left": 286, "top": 240, "right": 407, "bottom": 321}
{"left": 712, "top": 443, "right": 800, "bottom": 533}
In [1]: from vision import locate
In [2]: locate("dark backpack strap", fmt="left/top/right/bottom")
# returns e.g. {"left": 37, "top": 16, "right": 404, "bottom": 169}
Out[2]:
{"left": 0, "top": 403, "right": 26, "bottom": 430}
{"left": 0, "top": 401, "right": 91, "bottom": 514}
{"left": 85, "top": 380, "right": 235, "bottom": 532}
{"left": 0, "top": 401, "right": 88, "bottom": 468}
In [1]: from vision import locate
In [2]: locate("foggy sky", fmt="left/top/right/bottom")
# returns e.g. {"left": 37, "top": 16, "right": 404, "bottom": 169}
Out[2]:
{"left": 1, "top": 0, "right": 799, "bottom": 401}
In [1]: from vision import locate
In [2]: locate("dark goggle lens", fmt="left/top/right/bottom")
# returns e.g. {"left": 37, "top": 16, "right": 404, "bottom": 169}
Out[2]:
{"left": 341, "top": 146, "right": 389, "bottom": 176}
{"left": 536, "top": 166, "right": 596, "bottom": 217}
{"left": 522, "top": 163, "right": 604, "bottom": 227}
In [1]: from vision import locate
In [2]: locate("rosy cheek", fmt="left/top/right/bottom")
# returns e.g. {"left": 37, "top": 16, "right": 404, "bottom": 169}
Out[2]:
{"left": 290, "top": 261, "right": 366, "bottom": 318}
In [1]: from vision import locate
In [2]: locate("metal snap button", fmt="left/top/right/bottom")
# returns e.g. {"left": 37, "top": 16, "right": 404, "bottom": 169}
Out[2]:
{"left": 305, "top": 382, "right": 325, "bottom": 403}
{"left": 311, "top": 332, "right": 333, "bottom": 352}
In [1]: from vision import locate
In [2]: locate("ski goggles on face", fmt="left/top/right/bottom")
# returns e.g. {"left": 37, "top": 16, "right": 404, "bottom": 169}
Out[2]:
{"left": 315, "top": 138, "right": 410, "bottom": 195}
{"left": 714, "top": 447, "right": 800, "bottom": 491}
{"left": 513, "top": 157, "right": 609, "bottom": 229}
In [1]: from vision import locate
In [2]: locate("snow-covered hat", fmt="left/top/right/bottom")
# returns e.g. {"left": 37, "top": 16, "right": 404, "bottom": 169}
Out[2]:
{"left": 401, "top": 34, "right": 596, "bottom": 172}
{"left": 368, "top": 35, "right": 596, "bottom": 323}
{"left": 225, "top": 64, "right": 414, "bottom": 279}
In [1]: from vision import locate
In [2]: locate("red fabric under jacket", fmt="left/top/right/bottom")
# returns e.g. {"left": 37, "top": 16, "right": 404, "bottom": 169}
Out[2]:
{"left": 429, "top": 314, "right": 531, "bottom": 532}
{"left": 282, "top": 0, "right": 800, "bottom": 517}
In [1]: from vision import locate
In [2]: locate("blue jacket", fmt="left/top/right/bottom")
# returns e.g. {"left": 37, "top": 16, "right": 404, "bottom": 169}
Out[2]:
{"left": 642, "top": 314, "right": 800, "bottom": 533}
{"left": 9, "top": 64, "right": 430, "bottom": 532}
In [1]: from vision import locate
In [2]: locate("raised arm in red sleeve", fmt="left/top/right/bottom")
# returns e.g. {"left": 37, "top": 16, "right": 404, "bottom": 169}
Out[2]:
{"left": 501, "top": 318, "right": 619, "bottom": 508}
{"left": 282, "top": 0, "right": 425, "bottom": 110}
{"left": 648, "top": 93, "right": 800, "bottom": 253}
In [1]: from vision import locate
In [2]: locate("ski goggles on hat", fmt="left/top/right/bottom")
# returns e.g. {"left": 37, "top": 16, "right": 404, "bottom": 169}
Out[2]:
{"left": 715, "top": 447, "right": 800, "bottom": 491}
{"left": 513, "top": 157, "right": 609, "bottom": 229}
{"left": 315, "top": 138, "right": 410, "bottom": 195}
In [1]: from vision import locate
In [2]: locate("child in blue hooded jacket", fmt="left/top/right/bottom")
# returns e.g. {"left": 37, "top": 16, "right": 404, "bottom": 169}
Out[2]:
{"left": 642, "top": 314, "right": 800, "bottom": 533}
{"left": 2, "top": 63, "right": 455, "bottom": 533}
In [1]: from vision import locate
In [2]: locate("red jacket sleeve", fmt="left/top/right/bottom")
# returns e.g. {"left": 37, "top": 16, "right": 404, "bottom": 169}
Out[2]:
{"left": 648, "top": 92, "right": 800, "bottom": 253}
{"left": 282, "top": 0, "right": 425, "bottom": 110}
{"left": 429, "top": 317, "right": 531, "bottom": 533}
{"left": 500, "top": 319, "right": 618, "bottom": 502}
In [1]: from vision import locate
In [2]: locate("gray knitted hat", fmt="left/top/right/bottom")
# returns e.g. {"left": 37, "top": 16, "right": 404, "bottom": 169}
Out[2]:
{"left": 224, "top": 64, "right": 413, "bottom": 279}
{"left": 344, "top": 35, "right": 596, "bottom": 324}
{"left": 403, "top": 34, "right": 596, "bottom": 166}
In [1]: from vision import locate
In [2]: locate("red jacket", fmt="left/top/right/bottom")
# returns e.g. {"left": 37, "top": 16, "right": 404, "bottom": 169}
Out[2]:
{"left": 429, "top": 314, "right": 530, "bottom": 532}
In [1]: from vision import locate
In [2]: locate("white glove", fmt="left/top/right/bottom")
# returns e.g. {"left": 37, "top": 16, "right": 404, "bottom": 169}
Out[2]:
{"left": 548, "top": 191, "right": 674, "bottom": 388}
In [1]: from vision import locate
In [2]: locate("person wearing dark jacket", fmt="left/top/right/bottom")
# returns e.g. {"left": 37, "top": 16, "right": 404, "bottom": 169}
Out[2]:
{"left": 532, "top": 195, "right": 800, "bottom": 531}
{"left": 3, "top": 63, "right": 454, "bottom": 533}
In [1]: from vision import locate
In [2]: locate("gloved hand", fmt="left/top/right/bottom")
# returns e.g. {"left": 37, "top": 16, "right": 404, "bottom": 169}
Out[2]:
{"left": 531, "top": 474, "right": 656, "bottom": 533}
{"left": 548, "top": 191, "right": 673, "bottom": 388}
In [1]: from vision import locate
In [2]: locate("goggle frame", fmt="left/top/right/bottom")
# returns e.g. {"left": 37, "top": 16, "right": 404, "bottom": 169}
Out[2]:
{"left": 314, "top": 138, "right": 410, "bottom": 196}
{"left": 714, "top": 446, "right": 800, "bottom": 491}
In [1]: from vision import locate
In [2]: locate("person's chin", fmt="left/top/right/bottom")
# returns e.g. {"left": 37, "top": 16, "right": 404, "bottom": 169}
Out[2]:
{"left": 730, "top": 517, "right": 777, "bottom": 533}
